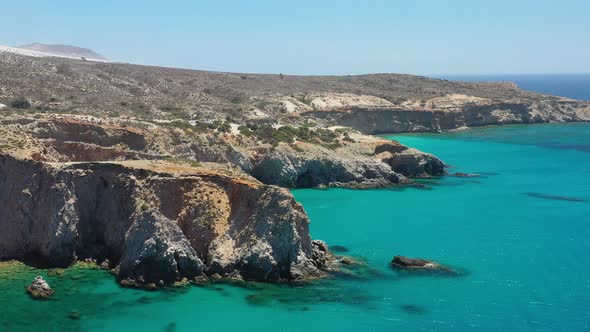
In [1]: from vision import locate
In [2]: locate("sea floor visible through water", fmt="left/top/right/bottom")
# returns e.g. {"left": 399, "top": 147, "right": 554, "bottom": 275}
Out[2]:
{"left": 1, "top": 123, "right": 590, "bottom": 331}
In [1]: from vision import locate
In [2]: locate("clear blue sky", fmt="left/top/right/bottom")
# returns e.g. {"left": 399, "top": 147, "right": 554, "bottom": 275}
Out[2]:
{"left": 1, "top": 0, "right": 588, "bottom": 75}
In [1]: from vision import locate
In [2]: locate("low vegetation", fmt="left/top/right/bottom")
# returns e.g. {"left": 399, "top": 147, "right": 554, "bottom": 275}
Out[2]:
{"left": 11, "top": 97, "right": 31, "bottom": 109}
{"left": 164, "top": 157, "right": 202, "bottom": 168}
{"left": 238, "top": 124, "right": 344, "bottom": 149}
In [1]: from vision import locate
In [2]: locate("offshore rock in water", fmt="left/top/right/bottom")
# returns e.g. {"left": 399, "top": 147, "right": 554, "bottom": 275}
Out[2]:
{"left": 26, "top": 276, "right": 54, "bottom": 299}
{"left": 390, "top": 256, "right": 459, "bottom": 277}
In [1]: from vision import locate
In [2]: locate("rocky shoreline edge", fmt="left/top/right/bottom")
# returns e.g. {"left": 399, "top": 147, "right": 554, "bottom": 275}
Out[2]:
{"left": 0, "top": 155, "right": 340, "bottom": 289}
{"left": 0, "top": 114, "right": 447, "bottom": 291}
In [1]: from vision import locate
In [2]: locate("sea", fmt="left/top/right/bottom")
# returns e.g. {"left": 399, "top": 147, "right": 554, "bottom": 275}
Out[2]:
{"left": 1, "top": 75, "right": 589, "bottom": 331}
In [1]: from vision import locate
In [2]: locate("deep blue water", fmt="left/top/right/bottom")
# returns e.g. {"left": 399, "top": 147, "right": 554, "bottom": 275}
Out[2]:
{"left": 441, "top": 74, "right": 590, "bottom": 101}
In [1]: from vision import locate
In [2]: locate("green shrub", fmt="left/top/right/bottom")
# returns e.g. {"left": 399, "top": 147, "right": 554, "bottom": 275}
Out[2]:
{"left": 238, "top": 124, "right": 343, "bottom": 149}
{"left": 238, "top": 125, "right": 254, "bottom": 136}
{"left": 217, "top": 121, "right": 232, "bottom": 133}
{"left": 168, "top": 120, "right": 193, "bottom": 130}
{"left": 11, "top": 97, "right": 31, "bottom": 110}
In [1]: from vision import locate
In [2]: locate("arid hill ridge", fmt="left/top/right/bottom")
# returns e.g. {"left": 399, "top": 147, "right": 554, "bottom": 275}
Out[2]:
{"left": 2, "top": 51, "right": 588, "bottom": 133}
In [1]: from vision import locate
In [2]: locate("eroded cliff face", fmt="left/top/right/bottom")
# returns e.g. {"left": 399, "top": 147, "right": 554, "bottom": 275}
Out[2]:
{"left": 0, "top": 116, "right": 444, "bottom": 189}
{"left": 0, "top": 115, "right": 442, "bottom": 286}
{"left": 305, "top": 98, "right": 590, "bottom": 134}
{"left": 249, "top": 135, "right": 444, "bottom": 188}
{"left": 0, "top": 156, "right": 329, "bottom": 286}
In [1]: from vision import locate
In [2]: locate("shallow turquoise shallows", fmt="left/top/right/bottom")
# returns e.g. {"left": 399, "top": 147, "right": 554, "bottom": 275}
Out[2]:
{"left": 1, "top": 123, "right": 590, "bottom": 332}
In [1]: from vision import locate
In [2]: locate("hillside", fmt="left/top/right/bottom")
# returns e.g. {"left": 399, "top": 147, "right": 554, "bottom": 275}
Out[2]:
{"left": 1, "top": 51, "right": 588, "bottom": 134}
{"left": 18, "top": 43, "right": 108, "bottom": 61}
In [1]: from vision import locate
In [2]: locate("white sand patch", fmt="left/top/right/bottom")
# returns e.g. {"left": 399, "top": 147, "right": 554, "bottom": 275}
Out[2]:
{"left": 309, "top": 93, "right": 393, "bottom": 110}
{"left": 229, "top": 123, "right": 241, "bottom": 135}
{"left": 0, "top": 45, "right": 109, "bottom": 62}
{"left": 251, "top": 108, "right": 270, "bottom": 119}
{"left": 281, "top": 100, "right": 299, "bottom": 113}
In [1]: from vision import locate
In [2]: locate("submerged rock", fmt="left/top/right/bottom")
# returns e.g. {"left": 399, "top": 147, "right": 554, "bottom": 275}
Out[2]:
{"left": 451, "top": 172, "right": 481, "bottom": 178}
{"left": 390, "top": 256, "right": 459, "bottom": 276}
{"left": 26, "top": 276, "right": 54, "bottom": 299}
{"left": 400, "top": 304, "right": 428, "bottom": 315}
{"left": 329, "top": 245, "right": 349, "bottom": 253}
{"left": 68, "top": 311, "right": 81, "bottom": 320}
{"left": 339, "top": 257, "right": 355, "bottom": 265}
{"left": 163, "top": 322, "right": 177, "bottom": 332}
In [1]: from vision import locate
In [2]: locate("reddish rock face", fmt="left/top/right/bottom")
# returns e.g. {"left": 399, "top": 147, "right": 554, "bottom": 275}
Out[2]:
{"left": 0, "top": 156, "right": 329, "bottom": 287}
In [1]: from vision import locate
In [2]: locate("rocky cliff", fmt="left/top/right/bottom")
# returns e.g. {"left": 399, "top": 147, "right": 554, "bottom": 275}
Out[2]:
{"left": 0, "top": 113, "right": 443, "bottom": 286}
{"left": 0, "top": 156, "right": 330, "bottom": 286}
{"left": 305, "top": 96, "right": 590, "bottom": 134}
{"left": 0, "top": 115, "right": 444, "bottom": 189}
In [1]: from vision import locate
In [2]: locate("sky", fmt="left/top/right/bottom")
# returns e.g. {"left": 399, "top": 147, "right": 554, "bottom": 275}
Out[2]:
{"left": 1, "top": 0, "right": 589, "bottom": 75}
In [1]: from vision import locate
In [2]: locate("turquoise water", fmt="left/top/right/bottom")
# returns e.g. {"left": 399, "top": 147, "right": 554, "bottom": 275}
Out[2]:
{"left": 2, "top": 123, "right": 590, "bottom": 331}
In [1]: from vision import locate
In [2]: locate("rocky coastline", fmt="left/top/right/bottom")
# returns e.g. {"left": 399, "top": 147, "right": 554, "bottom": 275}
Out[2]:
{"left": 1, "top": 51, "right": 587, "bottom": 290}
{"left": 0, "top": 155, "right": 334, "bottom": 287}
{"left": 305, "top": 98, "right": 590, "bottom": 134}
{"left": 0, "top": 113, "right": 446, "bottom": 287}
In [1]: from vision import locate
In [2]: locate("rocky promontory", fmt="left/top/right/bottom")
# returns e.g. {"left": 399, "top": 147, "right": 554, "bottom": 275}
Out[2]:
{"left": 0, "top": 155, "right": 332, "bottom": 286}
{"left": 305, "top": 93, "right": 590, "bottom": 134}
{"left": 0, "top": 112, "right": 444, "bottom": 287}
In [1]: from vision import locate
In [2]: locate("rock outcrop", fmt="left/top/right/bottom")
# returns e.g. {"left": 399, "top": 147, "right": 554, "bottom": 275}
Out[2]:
{"left": 249, "top": 143, "right": 401, "bottom": 188}
{"left": 26, "top": 276, "right": 54, "bottom": 299}
{"left": 306, "top": 97, "right": 590, "bottom": 134}
{"left": 0, "top": 116, "right": 445, "bottom": 189}
{"left": 118, "top": 211, "right": 205, "bottom": 286}
{"left": 390, "top": 256, "right": 459, "bottom": 276}
{"left": 0, "top": 155, "right": 329, "bottom": 286}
